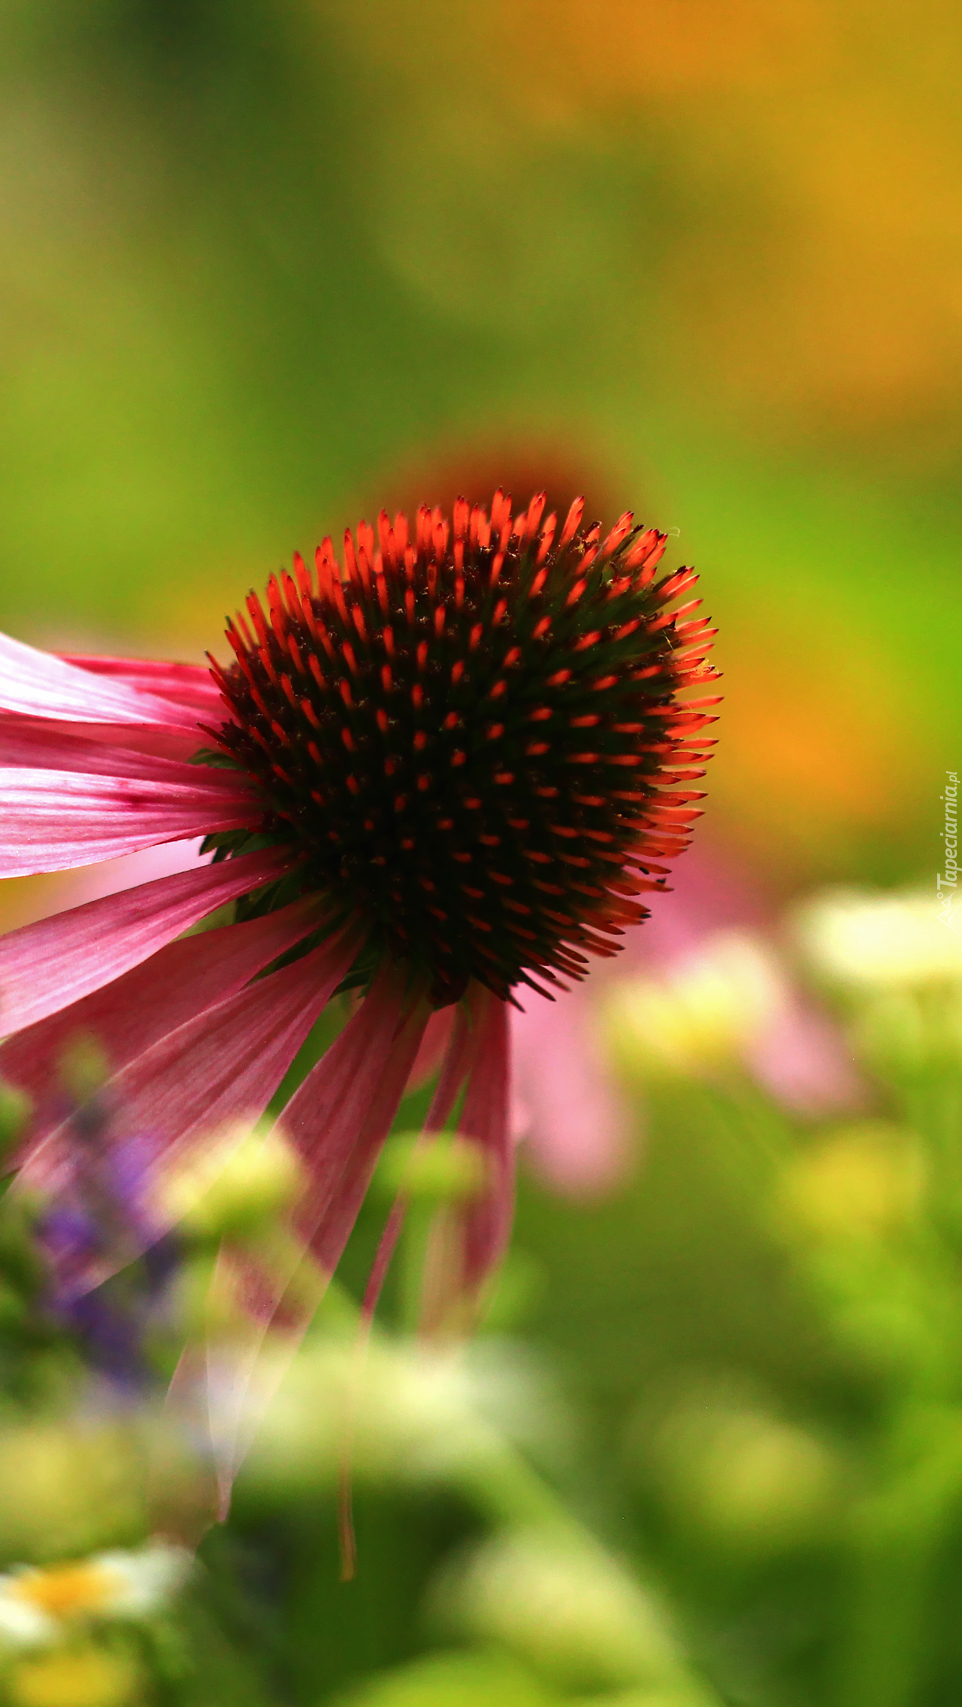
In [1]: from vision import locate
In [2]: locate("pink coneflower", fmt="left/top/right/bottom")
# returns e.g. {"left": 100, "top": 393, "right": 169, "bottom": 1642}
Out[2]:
{"left": 0, "top": 490, "right": 718, "bottom": 1320}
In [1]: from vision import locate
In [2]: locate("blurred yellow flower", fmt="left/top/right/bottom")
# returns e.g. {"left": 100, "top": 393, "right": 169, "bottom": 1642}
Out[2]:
{"left": 158, "top": 1121, "right": 305, "bottom": 1242}
{"left": 600, "top": 931, "right": 784, "bottom": 1081}
{"left": 0, "top": 1425, "right": 149, "bottom": 1566}
{"left": 779, "top": 1122, "right": 926, "bottom": 1242}
{"left": 9, "top": 1647, "right": 140, "bottom": 1707}
{"left": 637, "top": 1382, "right": 842, "bottom": 1553}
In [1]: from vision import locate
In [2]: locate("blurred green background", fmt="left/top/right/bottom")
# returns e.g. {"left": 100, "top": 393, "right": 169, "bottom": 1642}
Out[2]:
{"left": 1, "top": 6, "right": 961, "bottom": 1707}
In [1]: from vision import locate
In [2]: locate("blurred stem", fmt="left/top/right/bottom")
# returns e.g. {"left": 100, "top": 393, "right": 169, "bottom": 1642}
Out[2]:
{"left": 322, "top": 1277, "right": 583, "bottom": 1540}
{"left": 834, "top": 1410, "right": 962, "bottom": 1707}
{"left": 398, "top": 1200, "right": 431, "bottom": 1335}
{"left": 902, "top": 1070, "right": 962, "bottom": 1234}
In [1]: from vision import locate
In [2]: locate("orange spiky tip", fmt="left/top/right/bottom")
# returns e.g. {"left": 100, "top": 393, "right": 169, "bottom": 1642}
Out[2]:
{"left": 205, "top": 491, "right": 720, "bottom": 1006}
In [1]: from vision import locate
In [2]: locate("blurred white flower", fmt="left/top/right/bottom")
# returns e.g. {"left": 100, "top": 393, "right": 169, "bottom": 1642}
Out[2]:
{"left": 158, "top": 1120, "right": 305, "bottom": 1240}
{"left": 245, "top": 1333, "right": 558, "bottom": 1493}
{"left": 795, "top": 888, "right": 962, "bottom": 992}
{"left": 430, "top": 1532, "right": 681, "bottom": 1692}
{"left": 0, "top": 1544, "right": 192, "bottom": 1652}
{"left": 0, "top": 1594, "right": 51, "bottom": 1652}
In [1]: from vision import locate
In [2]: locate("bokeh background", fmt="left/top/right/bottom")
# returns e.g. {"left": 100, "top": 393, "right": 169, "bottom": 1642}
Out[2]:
{"left": 1, "top": 5, "right": 961, "bottom": 1706}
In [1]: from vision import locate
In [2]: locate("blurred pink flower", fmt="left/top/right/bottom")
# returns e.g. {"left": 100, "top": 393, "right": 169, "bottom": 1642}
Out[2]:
{"left": 511, "top": 986, "right": 633, "bottom": 1195}
{"left": 508, "top": 847, "right": 862, "bottom": 1197}
{"left": 620, "top": 844, "right": 863, "bottom": 1117}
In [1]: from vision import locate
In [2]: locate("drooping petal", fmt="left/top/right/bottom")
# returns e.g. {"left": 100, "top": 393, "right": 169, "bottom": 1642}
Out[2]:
{"left": 362, "top": 1001, "right": 476, "bottom": 1319}
{"left": 106, "top": 927, "right": 361, "bottom": 1164}
{"left": 0, "top": 844, "right": 294, "bottom": 1037}
{"left": 0, "top": 765, "right": 260, "bottom": 878}
{"left": 417, "top": 986, "right": 514, "bottom": 1331}
{"left": 406, "top": 1004, "right": 456, "bottom": 1093}
{"left": 0, "top": 629, "right": 201, "bottom": 727}
{"left": 1, "top": 894, "right": 326, "bottom": 1119}
{"left": 459, "top": 989, "right": 513, "bottom": 1292}
{"left": 20, "top": 924, "right": 361, "bottom": 1223}
{"left": 63, "top": 837, "right": 208, "bottom": 909}
{"left": 188, "top": 966, "right": 430, "bottom": 1508}
{"left": 172, "top": 1229, "right": 327, "bottom": 1521}
{"left": 277, "top": 960, "right": 431, "bottom": 1271}
{"left": 59, "top": 654, "right": 224, "bottom": 717}
{"left": 425, "top": 1001, "right": 480, "bottom": 1130}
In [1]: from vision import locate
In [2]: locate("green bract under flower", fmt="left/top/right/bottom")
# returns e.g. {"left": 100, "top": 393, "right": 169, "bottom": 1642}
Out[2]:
{"left": 207, "top": 491, "right": 718, "bottom": 1006}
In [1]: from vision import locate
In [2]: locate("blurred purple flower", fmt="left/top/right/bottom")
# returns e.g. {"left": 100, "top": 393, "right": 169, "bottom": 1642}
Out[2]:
{"left": 35, "top": 1094, "right": 180, "bottom": 1394}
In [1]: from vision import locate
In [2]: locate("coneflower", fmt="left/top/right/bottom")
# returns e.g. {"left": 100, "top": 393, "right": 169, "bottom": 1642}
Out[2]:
{"left": 0, "top": 490, "right": 718, "bottom": 1339}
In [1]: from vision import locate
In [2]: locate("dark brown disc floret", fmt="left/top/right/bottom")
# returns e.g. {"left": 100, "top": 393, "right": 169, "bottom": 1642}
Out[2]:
{"left": 206, "top": 490, "right": 719, "bottom": 1005}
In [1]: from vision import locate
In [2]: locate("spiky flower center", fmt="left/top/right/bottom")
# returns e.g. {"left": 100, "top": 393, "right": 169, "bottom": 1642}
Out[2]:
{"left": 208, "top": 492, "right": 718, "bottom": 1005}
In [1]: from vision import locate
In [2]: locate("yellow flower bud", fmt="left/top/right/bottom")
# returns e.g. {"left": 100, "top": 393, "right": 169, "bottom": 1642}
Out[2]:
{"left": 160, "top": 1122, "right": 304, "bottom": 1242}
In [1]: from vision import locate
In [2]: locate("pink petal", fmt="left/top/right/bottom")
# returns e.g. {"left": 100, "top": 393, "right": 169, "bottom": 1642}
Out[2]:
{"left": 406, "top": 1004, "right": 457, "bottom": 1092}
{"left": 59, "top": 654, "right": 224, "bottom": 717}
{"left": 362, "top": 1002, "right": 476, "bottom": 1319}
{"left": 0, "top": 630, "right": 200, "bottom": 728}
{"left": 166, "top": 1225, "right": 324, "bottom": 1526}
{"left": 0, "top": 844, "right": 294, "bottom": 1036}
{"left": 64, "top": 838, "right": 209, "bottom": 908}
{"left": 0, "top": 721, "right": 216, "bottom": 777}
{"left": 169, "top": 965, "right": 430, "bottom": 1526}
{"left": 277, "top": 960, "right": 431, "bottom": 1272}
{"left": 21, "top": 923, "right": 361, "bottom": 1221}
{"left": 1, "top": 894, "right": 325, "bottom": 1122}
{"left": 428, "top": 1000, "right": 486, "bottom": 1128}
{"left": 415, "top": 988, "right": 512, "bottom": 1330}
{"left": 458, "top": 988, "right": 513, "bottom": 1292}
{"left": 0, "top": 765, "right": 260, "bottom": 878}
{"left": 0, "top": 712, "right": 211, "bottom": 764}
{"left": 102, "top": 927, "right": 360, "bottom": 1161}
{"left": 183, "top": 1233, "right": 318, "bottom": 1514}
{"left": 747, "top": 1000, "right": 865, "bottom": 1117}
{"left": 621, "top": 841, "right": 771, "bottom": 969}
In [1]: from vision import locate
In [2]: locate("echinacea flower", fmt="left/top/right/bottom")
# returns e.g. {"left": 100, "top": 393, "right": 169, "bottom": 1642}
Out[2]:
{"left": 0, "top": 490, "right": 717, "bottom": 1350}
